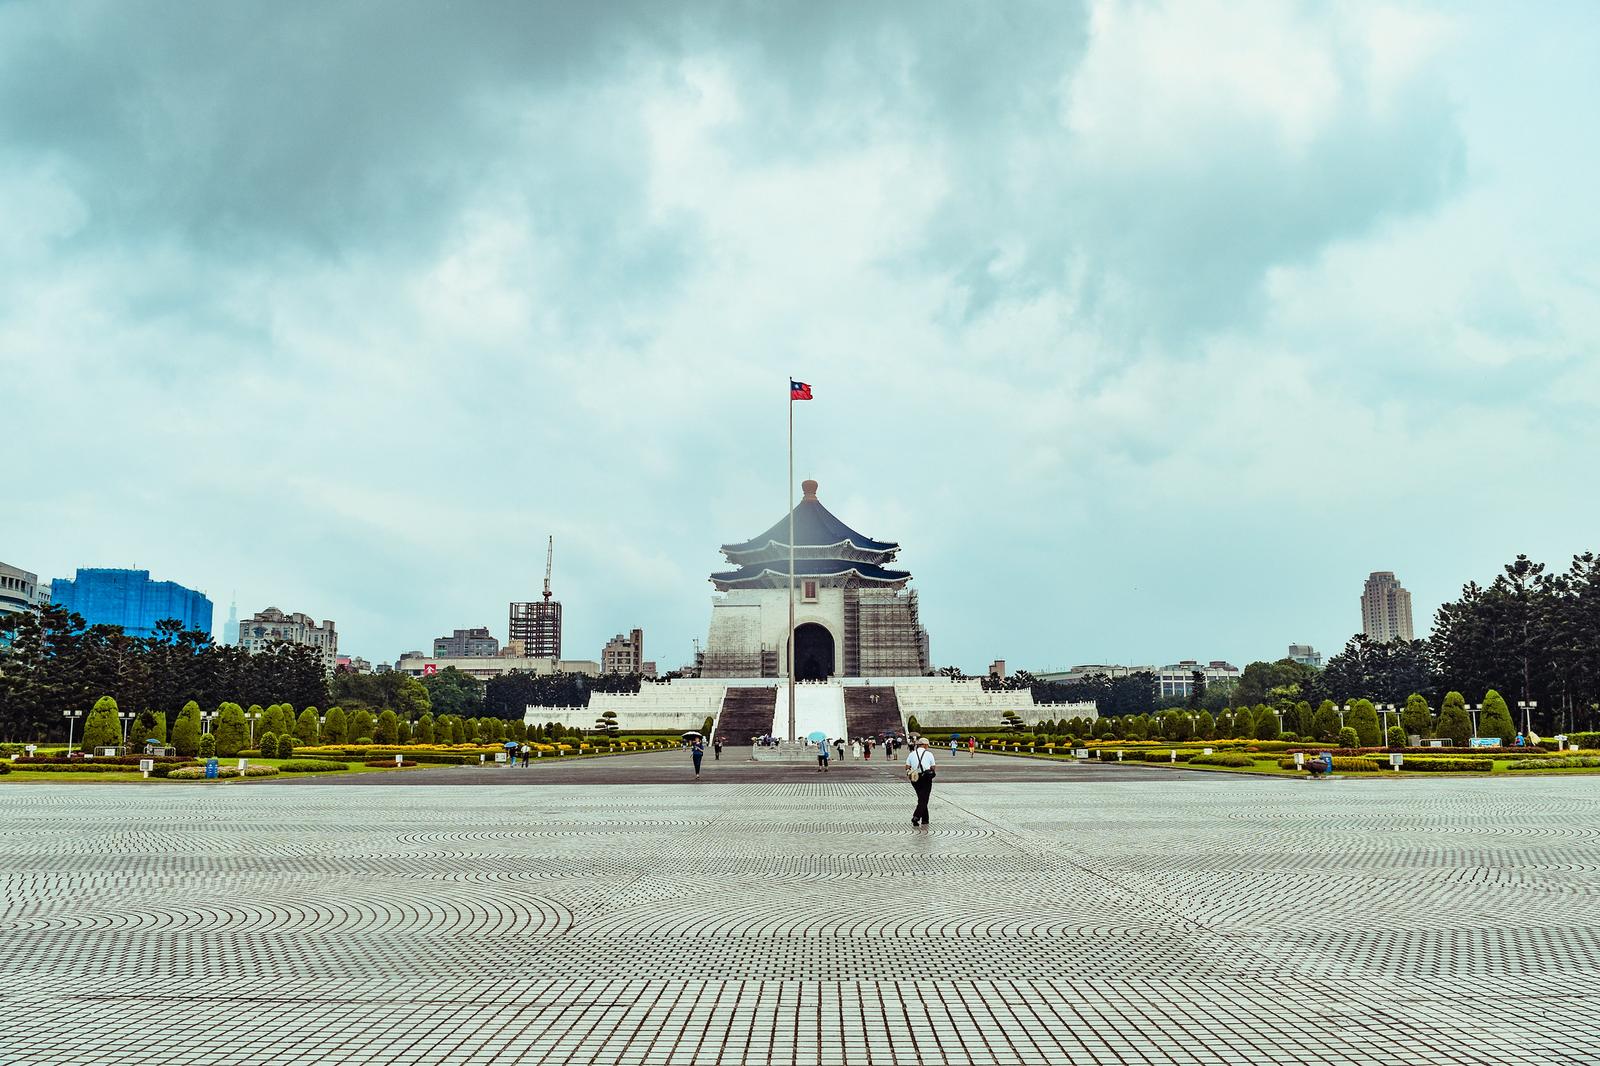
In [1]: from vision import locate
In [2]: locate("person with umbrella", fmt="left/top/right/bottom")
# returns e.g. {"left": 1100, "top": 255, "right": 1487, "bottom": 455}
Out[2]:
{"left": 812, "top": 732, "right": 830, "bottom": 772}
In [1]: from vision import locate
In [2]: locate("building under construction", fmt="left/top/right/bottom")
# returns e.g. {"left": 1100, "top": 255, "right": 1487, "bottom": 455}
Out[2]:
{"left": 509, "top": 537, "right": 562, "bottom": 659}
{"left": 701, "top": 479, "right": 929, "bottom": 680}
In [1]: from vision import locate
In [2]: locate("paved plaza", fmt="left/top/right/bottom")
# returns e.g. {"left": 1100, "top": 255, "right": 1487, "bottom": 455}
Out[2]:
{"left": 2, "top": 755, "right": 1599, "bottom": 1065}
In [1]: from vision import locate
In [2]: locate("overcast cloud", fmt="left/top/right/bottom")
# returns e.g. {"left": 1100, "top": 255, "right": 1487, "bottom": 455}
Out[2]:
{"left": 4, "top": 0, "right": 1598, "bottom": 672}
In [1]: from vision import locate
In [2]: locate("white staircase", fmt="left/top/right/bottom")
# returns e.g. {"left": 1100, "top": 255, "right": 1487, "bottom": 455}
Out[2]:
{"left": 793, "top": 683, "right": 847, "bottom": 740}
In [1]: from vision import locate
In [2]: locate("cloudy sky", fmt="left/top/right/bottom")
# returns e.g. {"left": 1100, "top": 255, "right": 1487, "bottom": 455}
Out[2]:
{"left": 4, "top": 1, "right": 1598, "bottom": 672}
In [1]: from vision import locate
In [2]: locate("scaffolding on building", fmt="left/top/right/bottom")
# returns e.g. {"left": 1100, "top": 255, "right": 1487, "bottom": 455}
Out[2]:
{"left": 855, "top": 587, "right": 926, "bottom": 676}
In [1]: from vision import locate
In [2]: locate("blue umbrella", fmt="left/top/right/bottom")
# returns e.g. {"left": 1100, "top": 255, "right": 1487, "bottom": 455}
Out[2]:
{"left": 503, "top": 741, "right": 518, "bottom": 749}
{"left": 807, "top": 731, "right": 827, "bottom": 742}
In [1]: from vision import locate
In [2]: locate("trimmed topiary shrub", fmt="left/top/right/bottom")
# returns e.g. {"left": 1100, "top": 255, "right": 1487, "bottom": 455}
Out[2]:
{"left": 258, "top": 732, "right": 278, "bottom": 760}
{"left": 277, "top": 735, "right": 297, "bottom": 759}
{"left": 1338, "top": 726, "right": 1360, "bottom": 749}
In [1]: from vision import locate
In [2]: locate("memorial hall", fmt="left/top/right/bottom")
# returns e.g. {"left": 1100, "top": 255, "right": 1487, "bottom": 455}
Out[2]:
{"left": 526, "top": 478, "right": 1091, "bottom": 741}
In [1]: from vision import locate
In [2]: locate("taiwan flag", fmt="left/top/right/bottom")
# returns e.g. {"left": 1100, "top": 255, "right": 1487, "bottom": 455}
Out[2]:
{"left": 791, "top": 379, "right": 813, "bottom": 401}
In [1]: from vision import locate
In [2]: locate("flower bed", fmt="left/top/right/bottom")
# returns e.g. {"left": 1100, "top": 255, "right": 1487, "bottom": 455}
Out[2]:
{"left": 1188, "top": 752, "right": 1257, "bottom": 767}
{"left": 1277, "top": 756, "right": 1382, "bottom": 772}
{"left": 277, "top": 760, "right": 351, "bottom": 773}
{"left": 1399, "top": 758, "right": 1493, "bottom": 772}
{"left": 167, "top": 765, "right": 280, "bottom": 780}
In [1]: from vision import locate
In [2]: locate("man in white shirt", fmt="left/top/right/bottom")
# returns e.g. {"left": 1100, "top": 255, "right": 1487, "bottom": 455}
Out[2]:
{"left": 906, "top": 738, "right": 937, "bottom": 827}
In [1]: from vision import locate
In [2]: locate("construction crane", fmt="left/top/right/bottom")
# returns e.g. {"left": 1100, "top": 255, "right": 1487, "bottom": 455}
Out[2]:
{"left": 543, "top": 535, "right": 554, "bottom": 602}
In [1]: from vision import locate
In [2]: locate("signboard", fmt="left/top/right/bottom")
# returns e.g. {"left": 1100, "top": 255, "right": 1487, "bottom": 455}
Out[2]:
{"left": 138, "top": 758, "right": 154, "bottom": 774}
{"left": 205, "top": 758, "right": 219, "bottom": 779}
{"left": 1468, "top": 737, "right": 1499, "bottom": 748}
{"left": 494, "top": 752, "right": 508, "bottom": 764}
{"left": 1389, "top": 753, "right": 1404, "bottom": 770}
{"left": 423, "top": 663, "right": 438, "bottom": 676}
{"left": 237, "top": 759, "right": 249, "bottom": 772}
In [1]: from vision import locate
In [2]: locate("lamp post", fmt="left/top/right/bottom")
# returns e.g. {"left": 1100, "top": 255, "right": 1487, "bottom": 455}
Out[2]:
{"left": 1379, "top": 703, "right": 1394, "bottom": 742}
{"left": 1467, "top": 704, "right": 1480, "bottom": 739}
{"left": 1517, "top": 700, "right": 1537, "bottom": 740}
{"left": 63, "top": 708, "right": 84, "bottom": 754}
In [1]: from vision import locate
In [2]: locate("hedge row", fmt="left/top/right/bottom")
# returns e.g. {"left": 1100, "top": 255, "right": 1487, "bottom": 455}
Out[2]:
{"left": 1400, "top": 758, "right": 1493, "bottom": 772}
{"left": 16, "top": 755, "right": 188, "bottom": 766}
{"left": 367, "top": 759, "right": 417, "bottom": 768}
{"left": 1506, "top": 756, "right": 1600, "bottom": 770}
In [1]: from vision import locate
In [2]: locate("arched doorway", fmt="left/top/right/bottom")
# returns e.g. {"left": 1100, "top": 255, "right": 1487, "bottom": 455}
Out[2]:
{"left": 792, "top": 623, "right": 835, "bottom": 681}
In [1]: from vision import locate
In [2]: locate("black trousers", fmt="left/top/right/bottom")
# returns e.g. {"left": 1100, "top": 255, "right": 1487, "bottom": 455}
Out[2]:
{"left": 911, "top": 774, "right": 934, "bottom": 823}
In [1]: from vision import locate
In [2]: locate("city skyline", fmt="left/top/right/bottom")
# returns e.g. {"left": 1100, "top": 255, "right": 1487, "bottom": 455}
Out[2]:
{"left": 5, "top": 4, "right": 1598, "bottom": 673}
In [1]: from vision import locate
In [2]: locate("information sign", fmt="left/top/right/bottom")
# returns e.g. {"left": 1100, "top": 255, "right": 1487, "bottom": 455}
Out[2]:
{"left": 204, "top": 758, "right": 219, "bottom": 779}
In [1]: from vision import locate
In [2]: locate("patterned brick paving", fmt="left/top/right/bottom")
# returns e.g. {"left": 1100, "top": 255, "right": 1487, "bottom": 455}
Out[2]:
{"left": 2, "top": 771, "right": 1597, "bottom": 1064}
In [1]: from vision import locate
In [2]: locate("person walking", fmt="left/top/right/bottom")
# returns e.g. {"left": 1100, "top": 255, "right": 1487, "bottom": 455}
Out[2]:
{"left": 950, "top": 736, "right": 959, "bottom": 759}
{"left": 691, "top": 736, "right": 705, "bottom": 779}
{"left": 967, "top": 735, "right": 977, "bottom": 757}
{"left": 907, "top": 738, "right": 936, "bottom": 827}
{"left": 714, "top": 736, "right": 725, "bottom": 761}
{"left": 816, "top": 735, "right": 830, "bottom": 772}
{"left": 834, "top": 737, "right": 846, "bottom": 763}
{"left": 851, "top": 738, "right": 862, "bottom": 760}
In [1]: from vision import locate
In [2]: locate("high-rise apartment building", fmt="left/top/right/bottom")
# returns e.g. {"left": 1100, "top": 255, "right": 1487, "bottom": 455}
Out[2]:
{"left": 1360, "top": 572, "right": 1414, "bottom": 642}
{"left": 433, "top": 627, "right": 500, "bottom": 658}
{"left": 239, "top": 607, "right": 338, "bottom": 672}
{"left": 50, "top": 568, "right": 213, "bottom": 640}
{"left": 1, "top": 562, "right": 48, "bottom": 646}
{"left": 1287, "top": 644, "right": 1322, "bottom": 668}
{"left": 601, "top": 629, "right": 645, "bottom": 675}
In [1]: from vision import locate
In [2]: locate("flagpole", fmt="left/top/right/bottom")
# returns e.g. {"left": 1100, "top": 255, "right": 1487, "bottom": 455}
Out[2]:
{"left": 787, "top": 379, "right": 797, "bottom": 744}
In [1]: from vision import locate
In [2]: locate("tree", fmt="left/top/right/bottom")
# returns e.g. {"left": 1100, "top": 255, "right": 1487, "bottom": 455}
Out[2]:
{"left": 420, "top": 669, "right": 480, "bottom": 717}
{"left": 82, "top": 696, "right": 123, "bottom": 750}
{"left": 172, "top": 701, "right": 202, "bottom": 756}
{"left": 1338, "top": 726, "right": 1360, "bottom": 748}
{"left": 1196, "top": 710, "right": 1216, "bottom": 739}
{"left": 214, "top": 703, "right": 247, "bottom": 757}
{"left": 295, "top": 707, "right": 320, "bottom": 745}
{"left": 1387, "top": 725, "right": 1408, "bottom": 747}
{"left": 1436, "top": 692, "right": 1474, "bottom": 744}
{"left": 323, "top": 706, "right": 348, "bottom": 745}
{"left": 1291, "top": 701, "right": 1315, "bottom": 738}
{"left": 1311, "top": 702, "right": 1341, "bottom": 743}
{"left": 1480, "top": 689, "right": 1516, "bottom": 745}
{"left": 348, "top": 708, "right": 375, "bottom": 743}
{"left": 1253, "top": 707, "right": 1280, "bottom": 741}
{"left": 1348, "top": 699, "right": 1382, "bottom": 747}
{"left": 1401, "top": 694, "right": 1433, "bottom": 738}
{"left": 375, "top": 709, "right": 399, "bottom": 745}
{"left": 414, "top": 713, "right": 435, "bottom": 745}
{"left": 396, "top": 676, "right": 432, "bottom": 721}
{"left": 198, "top": 733, "right": 216, "bottom": 758}
{"left": 258, "top": 731, "right": 278, "bottom": 759}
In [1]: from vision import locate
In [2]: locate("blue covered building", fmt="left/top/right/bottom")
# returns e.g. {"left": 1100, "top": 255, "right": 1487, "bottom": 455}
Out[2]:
{"left": 50, "top": 568, "right": 213, "bottom": 640}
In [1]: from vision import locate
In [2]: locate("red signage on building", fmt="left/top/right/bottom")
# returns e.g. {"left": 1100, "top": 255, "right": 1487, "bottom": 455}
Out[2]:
{"left": 423, "top": 663, "right": 437, "bottom": 676}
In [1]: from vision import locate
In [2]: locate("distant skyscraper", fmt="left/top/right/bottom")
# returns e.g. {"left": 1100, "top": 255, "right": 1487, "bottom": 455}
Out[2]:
{"left": 50, "top": 568, "right": 213, "bottom": 640}
{"left": 1360, "top": 572, "right": 1414, "bottom": 642}
{"left": 224, "top": 594, "right": 240, "bottom": 646}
